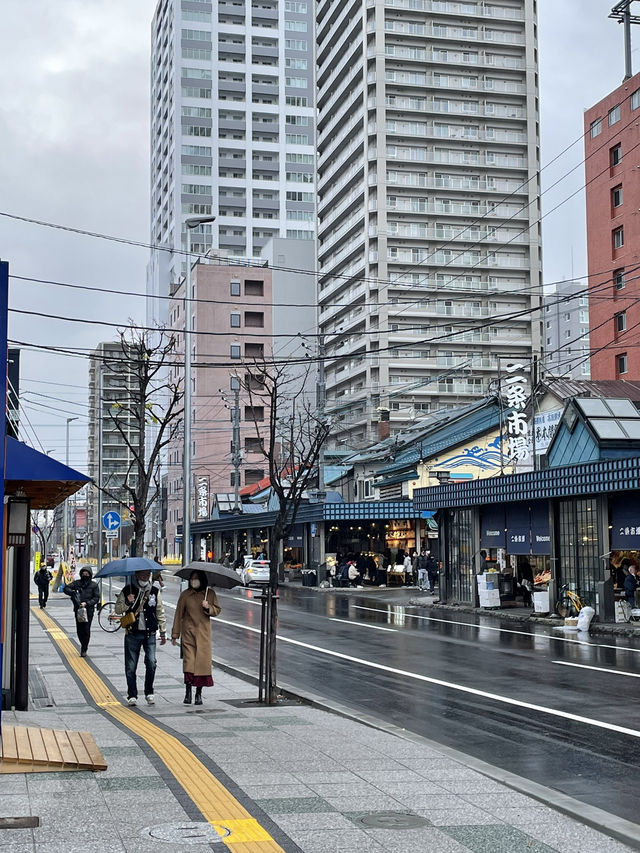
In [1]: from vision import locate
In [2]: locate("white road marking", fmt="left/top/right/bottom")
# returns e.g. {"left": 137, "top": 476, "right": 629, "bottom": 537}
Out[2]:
{"left": 552, "top": 660, "right": 640, "bottom": 678}
{"left": 353, "top": 604, "right": 640, "bottom": 654}
{"left": 329, "top": 617, "right": 397, "bottom": 633}
{"left": 213, "top": 615, "right": 640, "bottom": 740}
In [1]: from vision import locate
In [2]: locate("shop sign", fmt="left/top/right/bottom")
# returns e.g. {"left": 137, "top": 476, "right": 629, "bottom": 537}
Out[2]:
{"left": 502, "top": 362, "right": 530, "bottom": 464}
{"left": 506, "top": 503, "right": 530, "bottom": 555}
{"left": 533, "top": 409, "right": 562, "bottom": 454}
{"left": 480, "top": 506, "right": 505, "bottom": 549}
{"left": 196, "top": 475, "right": 210, "bottom": 520}
{"left": 610, "top": 496, "right": 640, "bottom": 548}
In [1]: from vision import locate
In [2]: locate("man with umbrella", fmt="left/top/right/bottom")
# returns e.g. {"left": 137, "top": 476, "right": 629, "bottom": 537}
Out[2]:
{"left": 114, "top": 568, "right": 167, "bottom": 705}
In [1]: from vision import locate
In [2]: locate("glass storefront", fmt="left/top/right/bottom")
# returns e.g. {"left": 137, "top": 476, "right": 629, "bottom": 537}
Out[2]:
{"left": 557, "top": 497, "right": 602, "bottom": 606}
{"left": 448, "top": 508, "right": 474, "bottom": 604}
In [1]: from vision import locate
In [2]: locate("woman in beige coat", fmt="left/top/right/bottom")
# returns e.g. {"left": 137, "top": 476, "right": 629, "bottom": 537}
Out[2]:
{"left": 171, "top": 570, "right": 221, "bottom": 705}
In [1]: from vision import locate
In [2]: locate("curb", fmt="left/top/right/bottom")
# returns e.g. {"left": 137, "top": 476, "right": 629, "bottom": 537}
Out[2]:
{"left": 213, "top": 657, "right": 640, "bottom": 852}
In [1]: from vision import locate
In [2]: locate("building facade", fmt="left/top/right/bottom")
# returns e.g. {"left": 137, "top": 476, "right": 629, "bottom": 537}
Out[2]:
{"left": 148, "top": 0, "right": 316, "bottom": 322}
{"left": 584, "top": 70, "right": 640, "bottom": 381}
{"left": 315, "top": 0, "right": 542, "bottom": 448}
{"left": 542, "top": 280, "right": 590, "bottom": 380}
{"left": 165, "top": 241, "right": 316, "bottom": 556}
{"left": 87, "top": 343, "right": 138, "bottom": 560}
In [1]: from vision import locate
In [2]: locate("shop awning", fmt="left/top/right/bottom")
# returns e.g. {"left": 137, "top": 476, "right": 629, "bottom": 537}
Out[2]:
{"left": 5, "top": 437, "right": 91, "bottom": 509}
{"left": 506, "top": 504, "right": 530, "bottom": 555}
{"left": 530, "top": 501, "right": 551, "bottom": 555}
{"left": 610, "top": 495, "right": 640, "bottom": 549}
{"left": 480, "top": 506, "right": 505, "bottom": 550}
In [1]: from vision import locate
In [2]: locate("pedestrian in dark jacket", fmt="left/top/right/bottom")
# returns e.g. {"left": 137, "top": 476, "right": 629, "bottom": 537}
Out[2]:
{"left": 63, "top": 567, "right": 100, "bottom": 656}
{"left": 425, "top": 553, "right": 439, "bottom": 593}
{"left": 34, "top": 566, "right": 52, "bottom": 608}
{"left": 624, "top": 564, "right": 638, "bottom": 607}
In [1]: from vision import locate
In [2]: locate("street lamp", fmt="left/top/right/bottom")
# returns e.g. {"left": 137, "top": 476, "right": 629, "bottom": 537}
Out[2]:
{"left": 63, "top": 416, "right": 78, "bottom": 561}
{"left": 182, "top": 215, "right": 216, "bottom": 567}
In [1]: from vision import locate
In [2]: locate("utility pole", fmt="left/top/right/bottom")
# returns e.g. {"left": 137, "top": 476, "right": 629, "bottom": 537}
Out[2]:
{"left": 63, "top": 416, "right": 78, "bottom": 561}
{"left": 231, "top": 385, "right": 242, "bottom": 513}
{"left": 316, "top": 335, "right": 326, "bottom": 498}
{"left": 183, "top": 214, "right": 216, "bottom": 568}
{"left": 609, "top": 1, "right": 640, "bottom": 80}
{"left": 96, "top": 361, "right": 104, "bottom": 576}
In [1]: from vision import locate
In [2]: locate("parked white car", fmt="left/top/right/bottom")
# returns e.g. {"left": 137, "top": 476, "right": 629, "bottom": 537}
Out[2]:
{"left": 239, "top": 558, "right": 270, "bottom": 586}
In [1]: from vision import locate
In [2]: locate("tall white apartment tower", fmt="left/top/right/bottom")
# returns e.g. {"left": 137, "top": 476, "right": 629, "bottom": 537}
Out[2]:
{"left": 148, "top": 0, "right": 316, "bottom": 321}
{"left": 316, "top": 0, "right": 542, "bottom": 447}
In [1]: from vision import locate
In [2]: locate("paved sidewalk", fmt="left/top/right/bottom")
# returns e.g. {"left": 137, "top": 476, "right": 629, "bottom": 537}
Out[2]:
{"left": 0, "top": 593, "right": 637, "bottom": 852}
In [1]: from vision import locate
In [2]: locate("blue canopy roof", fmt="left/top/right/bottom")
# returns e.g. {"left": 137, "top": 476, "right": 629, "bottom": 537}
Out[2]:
{"left": 5, "top": 437, "right": 91, "bottom": 509}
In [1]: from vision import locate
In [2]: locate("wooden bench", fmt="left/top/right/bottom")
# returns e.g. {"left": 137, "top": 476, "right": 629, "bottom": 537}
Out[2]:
{"left": 0, "top": 726, "right": 107, "bottom": 774}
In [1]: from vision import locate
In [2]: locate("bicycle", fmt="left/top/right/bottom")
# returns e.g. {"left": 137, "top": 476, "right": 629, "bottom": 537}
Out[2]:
{"left": 555, "top": 584, "right": 585, "bottom": 618}
{"left": 97, "top": 601, "right": 122, "bottom": 633}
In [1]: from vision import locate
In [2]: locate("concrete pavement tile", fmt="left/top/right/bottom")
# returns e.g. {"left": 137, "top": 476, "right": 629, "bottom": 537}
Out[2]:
{"left": 442, "top": 824, "right": 557, "bottom": 852}
{"left": 225, "top": 769, "right": 301, "bottom": 786}
{"left": 438, "top": 779, "right": 512, "bottom": 794}
{"left": 291, "top": 772, "right": 363, "bottom": 785}
{"left": 399, "top": 760, "right": 488, "bottom": 781}
{"left": 370, "top": 779, "right": 447, "bottom": 797}
{"left": 356, "top": 769, "right": 427, "bottom": 784}
{"left": 0, "top": 828, "right": 36, "bottom": 850}
{"left": 99, "top": 746, "right": 143, "bottom": 756}
{"left": 361, "top": 826, "right": 472, "bottom": 853}
{"left": 0, "top": 776, "right": 29, "bottom": 794}
{"left": 485, "top": 805, "right": 558, "bottom": 825}
{"left": 460, "top": 791, "right": 553, "bottom": 812}
{"left": 254, "top": 797, "right": 334, "bottom": 814}
{"left": 499, "top": 816, "right": 635, "bottom": 853}
{"left": 0, "top": 796, "right": 32, "bottom": 817}
{"left": 384, "top": 793, "right": 463, "bottom": 811}
{"left": 34, "top": 841, "right": 126, "bottom": 853}
{"left": 414, "top": 806, "right": 505, "bottom": 827}
{"left": 305, "top": 782, "right": 388, "bottom": 799}
{"left": 240, "top": 784, "right": 317, "bottom": 800}
{"left": 97, "top": 776, "right": 167, "bottom": 792}
{"left": 273, "top": 812, "right": 356, "bottom": 832}
{"left": 285, "top": 828, "right": 385, "bottom": 852}
{"left": 322, "top": 795, "right": 404, "bottom": 812}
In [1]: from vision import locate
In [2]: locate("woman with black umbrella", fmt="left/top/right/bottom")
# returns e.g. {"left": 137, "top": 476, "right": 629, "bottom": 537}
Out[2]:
{"left": 171, "top": 569, "right": 221, "bottom": 705}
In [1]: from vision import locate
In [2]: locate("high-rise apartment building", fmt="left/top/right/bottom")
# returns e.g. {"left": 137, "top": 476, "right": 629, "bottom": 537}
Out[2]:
{"left": 148, "top": 0, "right": 316, "bottom": 321}
{"left": 316, "top": 0, "right": 541, "bottom": 447}
{"left": 87, "top": 343, "right": 139, "bottom": 559}
{"left": 584, "top": 70, "right": 640, "bottom": 381}
{"left": 542, "top": 281, "right": 590, "bottom": 380}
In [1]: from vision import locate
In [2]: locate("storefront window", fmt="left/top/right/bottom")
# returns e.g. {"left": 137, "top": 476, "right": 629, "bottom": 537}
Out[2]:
{"left": 557, "top": 498, "right": 601, "bottom": 605}
{"left": 449, "top": 508, "right": 474, "bottom": 603}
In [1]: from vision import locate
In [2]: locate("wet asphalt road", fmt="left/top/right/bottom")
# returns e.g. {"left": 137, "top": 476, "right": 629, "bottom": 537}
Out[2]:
{"left": 161, "top": 581, "right": 640, "bottom": 825}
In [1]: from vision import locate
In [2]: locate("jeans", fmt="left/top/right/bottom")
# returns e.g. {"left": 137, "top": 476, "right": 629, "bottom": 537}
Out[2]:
{"left": 417, "top": 568, "right": 427, "bottom": 589}
{"left": 124, "top": 631, "right": 157, "bottom": 699}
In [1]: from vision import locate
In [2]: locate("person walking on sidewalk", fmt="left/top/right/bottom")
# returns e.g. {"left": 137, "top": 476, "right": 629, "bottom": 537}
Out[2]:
{"left": 425, "top": 552, "right": 439, "bottom": 594}
{"left": 115, "top": 569, "right": 166, "bottom": 706}
{"left": 34, "top": 564, "right": 53, "bottom": 608}
{"left": 171, "top": 570, "right": 220, "bottom": 706}
{"left": 63, "top": 567, "right": 100, "bottom": 656}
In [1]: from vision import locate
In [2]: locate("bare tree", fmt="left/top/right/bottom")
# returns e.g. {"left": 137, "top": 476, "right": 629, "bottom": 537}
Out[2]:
{"left": 99, "top": 327, "right": 183, "bottom": 556}
{"left": 240, "top": 357, "right": 330, "bottom": 703}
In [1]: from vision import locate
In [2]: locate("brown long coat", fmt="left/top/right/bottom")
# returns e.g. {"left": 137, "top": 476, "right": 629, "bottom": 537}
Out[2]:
{"left": 171, "top": 587, "right": 221, "bottom": 676}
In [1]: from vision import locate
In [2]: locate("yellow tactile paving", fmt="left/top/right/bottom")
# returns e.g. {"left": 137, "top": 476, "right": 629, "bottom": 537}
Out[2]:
{"left": 33, "top": 607, "right": 285, "bottom": 853}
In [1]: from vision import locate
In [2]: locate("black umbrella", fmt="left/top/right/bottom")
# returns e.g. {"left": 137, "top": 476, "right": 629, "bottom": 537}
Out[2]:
{"left": 174, "top": 561, "right": 243, "bottom": 590}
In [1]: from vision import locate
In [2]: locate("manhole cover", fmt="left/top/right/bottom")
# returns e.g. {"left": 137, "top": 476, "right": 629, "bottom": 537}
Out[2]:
{"left": 357, "top": 813, "right": 429, "bottom": 830}
{"left": 143, "top": 822, "right": 230, "bottom": 844}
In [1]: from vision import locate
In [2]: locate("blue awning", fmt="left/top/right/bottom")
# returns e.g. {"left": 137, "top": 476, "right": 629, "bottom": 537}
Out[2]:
{"left": 5, "top": 437, "right": 91, "bottom": 509}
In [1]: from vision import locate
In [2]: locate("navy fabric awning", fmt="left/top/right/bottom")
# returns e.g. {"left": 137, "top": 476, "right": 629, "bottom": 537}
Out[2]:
{"left": 5, "top": 437, "right": 91, "bottom": 509}
{"left": 610, "top": 495, "right": 640, "bottom": 550}
{"left": 480, "top": 506, "right": 505, "bottom": 550}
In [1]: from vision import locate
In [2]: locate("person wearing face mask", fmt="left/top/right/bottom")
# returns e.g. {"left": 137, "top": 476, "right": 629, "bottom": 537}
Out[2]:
{"left": 63, "top": 567, "right": 100, "bottom": 656}
{"left": 115, "top": 569, "right": 166, "bottom": 706}
{"left": 171, "top": 570, "right": 221, "bottom": 706}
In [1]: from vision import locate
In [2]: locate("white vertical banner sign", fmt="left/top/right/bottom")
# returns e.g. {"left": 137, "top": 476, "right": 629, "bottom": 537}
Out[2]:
{"left": 196, "top": 474, "right": 210, "bottom": 520}
{"left": 501, "top": 362, "right": 532, "bottom": 471}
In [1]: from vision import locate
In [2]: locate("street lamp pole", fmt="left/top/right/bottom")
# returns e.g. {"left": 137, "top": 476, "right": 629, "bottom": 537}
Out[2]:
{"left": 63, "top": 416, "right": 78, "bottom": 561}
{"left": 182, "top": 215, "right": 216, "bottom": 567}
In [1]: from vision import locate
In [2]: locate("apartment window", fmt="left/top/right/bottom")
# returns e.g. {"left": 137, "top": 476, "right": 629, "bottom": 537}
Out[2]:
{"left": 611, "top": 144, "right": 622, "bottom": 166}
{"left": 230, "top": 312, "right": 241, "bottom": 327}
{"left": 230, "top": 281, "right": 241, "bottom": 296}
{"left": 285, "top": 77, "right": 308, "bottom": 88}
{"left": 284, "top": 1, "right": 308, "bottom": 10}
{"left": 230, "top": 344, "right": 241, "bottom": 359}
{"left": 245, "top": 469, "right": 265, "bottom": 485}
{"left": 564, "top": 329, "right": 572, "bottom": 340}
{"left": 615, "top": 268, "right": 625, "bottom": 290}
{"left": 614, "top": 226, "right": 624, "bottom": 249}
{"left": 244, "top": 311, "right": 264, "bottom": 327}
{"left": 590, "top": 118, "right": 602, "bottom": 138}
{"left": 632, "top": 89, "right": 640, "bottom": 110}
{"left": 285, "top": 39, "right": 307, "bottom": 50}
{"left": 245, "top": 437, "right": 263, "bottom": 452}
{"left": 617, "top": 353, "right": 628, "bottom": 375}
{"left": 285, "top": 20, "right": 307, "bottom": 31}
{"left": 612, "top": 185, "right": 623, "bottom": 208}
{"left": 244, "top": 406, "right": 265, "bottom": 422}
{"left": 616, "top": 311, "right": 627, "bottom": 332}
{"left": 609, "top": 104, "right": 620, "bottom": 125}
{"left": 580, "top": 309, "right": 589, "bottom": 323}
{"left": 285, "top": 96, "right": 308, "bottom": 106}
{"left": 244, "top": 279, "right": 264, "bottom": 296}
{"left": 245, "top": 342, "right": 264, "bottom": 358}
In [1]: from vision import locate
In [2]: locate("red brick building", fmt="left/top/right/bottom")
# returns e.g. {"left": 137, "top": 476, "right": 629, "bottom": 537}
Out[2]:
{"left": 584, "top": 71, "right": 640, "bottom": 380}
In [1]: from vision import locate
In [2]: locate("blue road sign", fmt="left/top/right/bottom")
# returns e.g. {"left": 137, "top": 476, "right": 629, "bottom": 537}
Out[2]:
{"left": 103, "top": 511, "right": 121, "bottom": 531}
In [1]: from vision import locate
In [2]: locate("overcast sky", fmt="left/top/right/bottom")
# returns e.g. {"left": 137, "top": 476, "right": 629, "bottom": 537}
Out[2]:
{"left": 0, "top": 0, "right": 631, "bottom": 468}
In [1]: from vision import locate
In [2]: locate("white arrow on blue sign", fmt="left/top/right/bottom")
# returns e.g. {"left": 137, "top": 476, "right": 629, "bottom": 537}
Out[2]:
{"left": 103, "top": 511, "right": 121, "bottom": 531}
